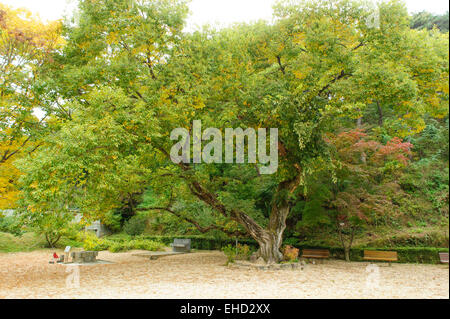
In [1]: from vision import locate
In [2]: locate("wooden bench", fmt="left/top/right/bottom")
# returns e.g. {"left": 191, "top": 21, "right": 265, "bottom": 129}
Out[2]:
{"left": 301, "top": 249, "right": 330, "bottom": 263}
{"left": 363, "top": 250, "right": 398, "bottom": 265}
{"left": 171, "top": 239, "right": 191, "bottom": 253}
{"left": 439, "top": 253, "right": 449, "bottom": 264}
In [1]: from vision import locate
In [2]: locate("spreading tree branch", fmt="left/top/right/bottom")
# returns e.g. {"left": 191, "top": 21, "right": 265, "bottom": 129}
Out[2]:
{"left": 137, "top": 206, "right": 247, "bottom": 237}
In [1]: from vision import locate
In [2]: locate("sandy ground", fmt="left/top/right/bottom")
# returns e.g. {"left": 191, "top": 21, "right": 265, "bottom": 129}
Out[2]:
{"left": 0, "top": 249, "right": 448, "bottom": 299}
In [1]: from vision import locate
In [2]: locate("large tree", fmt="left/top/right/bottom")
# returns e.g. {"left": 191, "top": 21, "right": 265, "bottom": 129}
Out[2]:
{"left": 0, "top": 4, "right": 62, "bottom": 209}
{"left": 18, "top": 0, "right": 449, "bottom": 263}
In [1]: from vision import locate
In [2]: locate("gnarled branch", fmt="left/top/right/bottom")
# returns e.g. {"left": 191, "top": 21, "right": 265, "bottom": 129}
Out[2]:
{"left": 137, "top": 206, "right": 247, "bottom": 237}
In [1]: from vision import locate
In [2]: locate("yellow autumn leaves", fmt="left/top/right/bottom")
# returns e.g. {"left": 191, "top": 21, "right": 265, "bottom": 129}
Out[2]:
{"left": 0, "top": 4, "right": 63, "bottom": 209}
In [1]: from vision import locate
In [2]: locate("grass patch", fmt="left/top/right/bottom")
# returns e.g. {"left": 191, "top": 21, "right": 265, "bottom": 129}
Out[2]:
{"left": 0, "top": 232, "right": 83, "bottom": 253}
{"left": 0, "top": 232, "right": 46, "bottom": 252}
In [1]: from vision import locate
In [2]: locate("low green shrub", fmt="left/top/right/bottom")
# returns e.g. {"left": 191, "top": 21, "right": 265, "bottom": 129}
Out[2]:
{"left": 221, "top": 244, "right": 254, "bottom": 265}
{"left": 137, "top": 235, "right": 258, "bottom": 250}
{"left": 80, "top": 232, "right": 109, "bottom": 251}
{"left": 107, "top": 239, "right": 164, "bottom": 253}
{"left": 222, "top": 244, "right": 236, "bottom": 265}
{"left": 108, "top": 242, "right": 128, "bottom": 253}
{"left": 77, "top": 231, "right": 164, "bottom": 253}
{"left": 0, "top": 216, "right": 24, "bottom": 236}
{"left": 236, "top": 244, "right": 253, "bottom": 260}
{"left": 130, "top": 239, "right": 164, "bottom": 251}
{"left": 105, "top": 234, "right": 256, "bottom": 253}
{"left": 107, "top": 233, "right": 133, "bottom": 242}
{"left": 57, "top": 237, "right": 84, "bottom": 249}
{"left": 123, "top": 216, "right": 147, "bottom": 236}
{"left": 392, "top": 247, "right": 449, "bottom": 264}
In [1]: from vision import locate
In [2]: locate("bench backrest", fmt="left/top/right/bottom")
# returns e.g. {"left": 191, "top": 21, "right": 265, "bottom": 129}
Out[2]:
{"left": 173, "top": 238, "right": 191, "bottom": 246}
{"left": 439, "top": 253, "right": 449, "bottom": 262}
{"left": 364, "top": 250, "right": 398, "bottom": 260}
{"left": 302, "top": 249, "right": 330, "bottom": 257}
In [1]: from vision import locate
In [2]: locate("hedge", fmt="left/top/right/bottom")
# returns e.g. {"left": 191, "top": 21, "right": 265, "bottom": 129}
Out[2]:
{"left": 138, "top": 235, "right": 258, "bottom": 251}
{"left": 106, "top": 234, "right": 448, "bottom": 264}
{"left": 106, "top": 234, "right": 258, "bottom": 250}
{"left": 289, "top": 245, "right": 449, "bottom": 264}
{"left": 284, "top": 237, "right": 449, "bottom": 264}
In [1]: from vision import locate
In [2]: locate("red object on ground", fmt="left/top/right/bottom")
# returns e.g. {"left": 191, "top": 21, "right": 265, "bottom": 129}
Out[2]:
{"left": 53, "top": 252, "right": 59, "bottom": 259}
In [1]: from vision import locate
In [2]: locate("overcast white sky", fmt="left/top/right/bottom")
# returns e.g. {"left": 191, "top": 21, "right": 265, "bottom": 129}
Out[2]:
{"left": 1, "top": 0, "right": 449, "bottom": 29}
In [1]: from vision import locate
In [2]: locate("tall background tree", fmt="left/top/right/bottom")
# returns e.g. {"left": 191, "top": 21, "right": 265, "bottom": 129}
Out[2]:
{"left": 0, "top": 4, "right": 62, "bottom": 210}
{"left": 411, "top": 11, "right": 449, "bottom": 32}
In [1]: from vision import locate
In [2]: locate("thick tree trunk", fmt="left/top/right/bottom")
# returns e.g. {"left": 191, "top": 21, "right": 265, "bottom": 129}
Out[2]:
{"left": 250, "top": 207, "right": 290, "bottom": 264}
{"left": 256, "top": 235, "right": 283, "bottom": 264}
{"left": 344, "top": 247, "right": 350, "bottom": 262}
{"left": 243, "top": 199, "right": 292, "bottom": 264}
{"left": 232, "top": 208, "right": 286, "bottom": 264}
{"left": 233, "top": 171, "right": 300, "bottom": 264}
{"left": 186, "top": 171, "right": 297, "bottom": 264}
{"left": 249, "top": 170, "right": 300, "bottom": 264}
{"left": 171, "top": 152, "right": 300, "bottom": 265}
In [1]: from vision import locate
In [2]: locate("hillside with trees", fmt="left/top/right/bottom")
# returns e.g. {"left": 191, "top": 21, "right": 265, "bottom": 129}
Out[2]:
{"left": 411, "top": 10, "right": 449, "bottom": 32}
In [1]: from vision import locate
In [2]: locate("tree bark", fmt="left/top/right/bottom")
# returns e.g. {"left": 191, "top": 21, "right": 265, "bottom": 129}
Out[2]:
{"left": 45, "top": 233, "right": 53, "bottom": 248}
{"left": 255, "top": 234, "right": 283, "bottom": 264}
{"left": 187, "top": 174, "right": 299, "bottom": 264}
{"left": 376, "top": 101, "right": 383, "bottom": 126}
{"left": 337, "top": 224, "right": 355, "bottom": 262}
{"left": 356, "top": 112, "right": 367, "bottom": 163}
{"left": 156, "top": 146, "right": 301, "bottom": 264}
{"left": 45, "top": 233, "right": 61, "bottom": 248}
{"left": 252, "top": 205, "right": 291, "bottom": 263}
{"left": 250, "top": 172, "right": 301, "bottom": 264}
{"left": 344, "top": 247, "right": 350, "bottom": 262}
{"left": 357, "top": 117, "right": 363, "bottom": 128}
